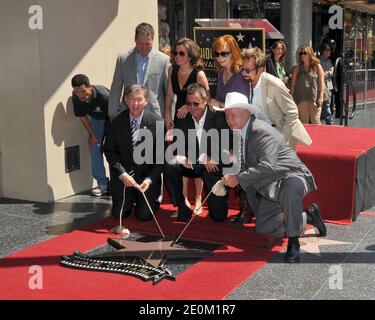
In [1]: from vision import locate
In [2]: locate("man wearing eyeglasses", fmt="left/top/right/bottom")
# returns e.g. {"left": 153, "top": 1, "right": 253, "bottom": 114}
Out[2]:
{"left": 241, "top": 48, "right": 312, "bottom": 150}
{"left": 104, "top": 84, "right": 163, "bottom": 221}
{"left": 108, "top": 23, "right": 170, "bottom": 121}
{"left": 164, "top": 83, "right": 232, "bottom": 223}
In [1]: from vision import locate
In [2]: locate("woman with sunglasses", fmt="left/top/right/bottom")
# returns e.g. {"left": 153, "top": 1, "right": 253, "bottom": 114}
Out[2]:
{"left": 165, "top": 38, "right": 209, "bottom": 214}
{"left": 210, "top": 35, "right": 250, "bottom": 109}
{"left": 290, "top": 45, "right": 325, "bottom": 124}
{"left": 266, "top": 40, "right": 289, "bottom": 87}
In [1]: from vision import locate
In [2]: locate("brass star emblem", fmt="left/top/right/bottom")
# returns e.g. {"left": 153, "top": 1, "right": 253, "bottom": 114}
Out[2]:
{"left": 93, "top": 238, "right": 213, "bottom": 267}
{"left": 299, "top": 228, "right": 351, "bottom": 256}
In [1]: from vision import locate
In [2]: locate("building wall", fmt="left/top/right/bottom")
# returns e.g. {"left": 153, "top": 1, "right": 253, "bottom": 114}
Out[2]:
{"left": 0, "top": 0, "right": 159, "bottom": 202}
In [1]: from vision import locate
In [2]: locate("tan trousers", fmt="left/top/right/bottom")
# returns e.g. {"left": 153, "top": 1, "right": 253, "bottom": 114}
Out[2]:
{"left": 297, "top": 101, "right": 321, "bottom": 124}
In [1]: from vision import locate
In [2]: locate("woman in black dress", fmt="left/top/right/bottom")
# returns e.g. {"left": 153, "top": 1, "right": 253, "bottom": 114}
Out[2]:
{"left": 165, "top": 38, "right": 210, "bottom": 214}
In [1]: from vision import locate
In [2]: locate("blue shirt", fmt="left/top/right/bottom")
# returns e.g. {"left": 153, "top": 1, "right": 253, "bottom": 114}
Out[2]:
{"left": 136, "top": 52, "right": 150, "bottom": 84}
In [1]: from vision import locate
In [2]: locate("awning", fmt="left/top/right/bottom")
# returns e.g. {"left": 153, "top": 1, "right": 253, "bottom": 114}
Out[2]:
{"left": 195, "top": 19, "right": 284, "bottom": 39}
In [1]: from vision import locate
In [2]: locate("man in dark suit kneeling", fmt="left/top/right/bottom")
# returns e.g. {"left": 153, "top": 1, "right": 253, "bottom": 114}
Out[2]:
{"left": 164, "top": 83, "right": 232, "bottom": 223}
{"left": 104, "top": 84, "right": 163, "bottom": 221}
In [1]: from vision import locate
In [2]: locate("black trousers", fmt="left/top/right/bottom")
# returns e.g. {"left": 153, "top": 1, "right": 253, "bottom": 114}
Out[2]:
{"left": 111, "top": 177, "right": 161, "bottom": 221}
{"left": 163, "top": 163, "right": 229, "bottom": 222}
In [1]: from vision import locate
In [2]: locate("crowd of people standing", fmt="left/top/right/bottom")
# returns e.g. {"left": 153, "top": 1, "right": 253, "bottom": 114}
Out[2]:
{"left": 70, "top": 22, "right": 330, "bottom": 263}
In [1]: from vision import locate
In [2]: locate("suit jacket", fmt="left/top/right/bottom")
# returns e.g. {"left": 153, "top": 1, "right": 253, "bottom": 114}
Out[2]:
{"left": 108, "top": 48, "right": 170, "bottom": 120}
{"left": 256, "top": 72, "right": 312, "bottom": 149}
{"left": 104, "top": 110, "right": 164, "bottom": 192}
{"left": 237, "top": 115, "right": 316, "bottom": 206}
{"left": 174, "top": 108, "right": 233, "bottom": 168}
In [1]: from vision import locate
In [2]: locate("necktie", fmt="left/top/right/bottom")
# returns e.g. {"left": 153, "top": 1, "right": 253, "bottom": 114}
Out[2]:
{"left": 235, "top": 132, "right": 245, "bottom": 172}
{"left": 250, "top": 85, "right": 254, "bottom": 104}
{"left": 130, "top": 118, "right": 137, "bottom": 149}
{"left": 240, "top": 134, "right": 245, "bottom": 171}
{"left": 129, "top": 118, "right": 137, "bottom": 177}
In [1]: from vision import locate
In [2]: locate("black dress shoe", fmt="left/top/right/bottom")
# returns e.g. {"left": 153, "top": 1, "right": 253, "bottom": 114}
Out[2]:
{"left": 177, "top": 203, "right": 192, "bottom": 222}
{"left": 230, "top": 190, "right": 254, "bottom": 225}
{"left": 284, "top": 242, "right": 301, "bottom": 263}
{"left": 229, "top": 211, "right": 251, "bottom": 225}
{"left": 307, "top": 203, "right": 327, "bottom": 237}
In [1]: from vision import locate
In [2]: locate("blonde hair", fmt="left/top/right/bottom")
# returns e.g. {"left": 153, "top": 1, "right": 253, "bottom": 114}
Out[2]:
{"left": 241, "top": 47, "right": 266, "bottom": 68}
{"left": 212, "top": 35, "right": 242, "bottom": 73}
{"left": 298, "top": 45, "right": 321, "bottom": 75}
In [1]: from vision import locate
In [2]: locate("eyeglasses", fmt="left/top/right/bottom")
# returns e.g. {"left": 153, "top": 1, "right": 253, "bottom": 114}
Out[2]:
{"left": 214, "top": 51, "right": 231, "bottom": 58}
{"left": 127, "top": 97, "right": 145, "bottom": 104}
{"left": 299, "top": 51, "right": 308, "bottom": 56}
{"left": 242, "top": 67, "right": 257, "bottom": 74}
{"left": 186, "top": 101, "right": 203, "bottom": 107}
{"left": 173, "top": 51, "right": 186, "bottom": 57}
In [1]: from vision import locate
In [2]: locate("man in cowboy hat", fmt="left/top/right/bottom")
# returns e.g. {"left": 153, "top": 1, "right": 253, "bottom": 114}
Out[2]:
{"left": 220, "top": 92, "right": 327, "bottom": 263}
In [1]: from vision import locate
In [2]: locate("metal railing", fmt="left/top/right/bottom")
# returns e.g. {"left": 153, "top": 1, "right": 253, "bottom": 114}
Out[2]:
{"left": 345, "top": 68, "right": 375, "bottom": 111}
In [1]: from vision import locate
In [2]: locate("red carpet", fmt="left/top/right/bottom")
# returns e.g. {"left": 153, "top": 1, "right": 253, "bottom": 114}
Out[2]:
{"left": 297, "top": 125, "right": 375, "bottom": 224}
{"left": 0, "top": 205, "right": 286, "bottom": 300}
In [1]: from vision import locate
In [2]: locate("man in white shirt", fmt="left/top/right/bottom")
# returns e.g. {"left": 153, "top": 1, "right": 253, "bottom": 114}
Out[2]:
{"left": 164, "top": 84, "right": 232, "bottom": 222}
{"left": 241, "top": 48, "right": 312, "bottom": 150}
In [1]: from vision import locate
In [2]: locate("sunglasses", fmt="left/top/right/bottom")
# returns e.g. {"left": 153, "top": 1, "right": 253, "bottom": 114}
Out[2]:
{"left": 242, "top": 67, "right": 257, "bottom": 74}
{"left": 214, "top": 51, "right": 231, "bottom": 58}
{"left": 299, "top": 51, "right": 308, "bottom": 56}
{"left": 186, "top": 101, "right": 202, "bottom": 107}
{"left": 173, "top": 51, "right": 186, "bottom": 57}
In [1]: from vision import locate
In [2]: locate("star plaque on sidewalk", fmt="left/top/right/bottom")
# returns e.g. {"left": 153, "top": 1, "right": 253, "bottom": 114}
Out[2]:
{"left": 60, "top": 236, "right": 214, "bottom": 284}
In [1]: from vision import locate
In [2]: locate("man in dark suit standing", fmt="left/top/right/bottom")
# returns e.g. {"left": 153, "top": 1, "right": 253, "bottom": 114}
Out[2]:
{"left": 108, "top": 22, "right": 169, "bottom": 120}
{"left": 164, "top": 84, "right": 232, "bottom": 222}
{"left": 104, "top": 84, "right": 163, "bottom": 221}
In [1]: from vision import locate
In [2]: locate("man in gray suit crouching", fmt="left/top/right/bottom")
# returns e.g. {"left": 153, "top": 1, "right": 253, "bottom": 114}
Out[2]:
{"left": 108, "top": 22, "right": 169, "bottom": 120}
{"left": 221, "top": 92, "right": 327, "bottom": 263}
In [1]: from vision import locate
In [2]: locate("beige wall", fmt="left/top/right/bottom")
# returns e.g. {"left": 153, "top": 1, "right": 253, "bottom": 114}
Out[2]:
{"left": 0, "top": 0, "right": 159, "bottom": 202}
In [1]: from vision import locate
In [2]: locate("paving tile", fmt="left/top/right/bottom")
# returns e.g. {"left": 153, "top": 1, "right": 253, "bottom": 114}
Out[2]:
{"left": 226, "top": 215, "right": 375, "bottom": 300}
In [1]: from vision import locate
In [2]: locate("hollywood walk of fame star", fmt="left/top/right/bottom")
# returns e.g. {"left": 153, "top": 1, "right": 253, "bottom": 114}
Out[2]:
{"left": 93, "top": 237, "right": 213, "bottom": 268}
{"left": 299, "top": 228, "right": 352, "bottom": 256}
{"left": 236, "top": 32, "right": 245, "bottom": 42}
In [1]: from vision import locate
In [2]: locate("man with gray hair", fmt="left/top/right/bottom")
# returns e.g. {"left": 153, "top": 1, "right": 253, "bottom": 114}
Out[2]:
{"left": 221, "top": 92, "right": 327, "bottom": 263}
{"left": 108, "top": 22, "right": 170, "bottom": 120}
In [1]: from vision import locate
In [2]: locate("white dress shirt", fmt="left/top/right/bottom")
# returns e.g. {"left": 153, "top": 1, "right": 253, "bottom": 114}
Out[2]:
{"left": 193, "top": 108, "right": 208, "bottom": 163}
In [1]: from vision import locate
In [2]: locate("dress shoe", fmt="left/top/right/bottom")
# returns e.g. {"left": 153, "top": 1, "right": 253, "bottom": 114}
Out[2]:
{"left": 177, "top": 203, "right": 193, "bottom": 222}
{"left": 284, "top": 241, "right": 301, "bottom": 263}
{"left": 154, "top": 201, "right": 161, "bottom": 211}
{"left": 229, "top": 211, "right": 251, "bottom": 225}
{"left": 307, "top": 203, "right": 327, "bottom": 237}
{"left": 230, "top": 190, "right": 254, "bottom": 225}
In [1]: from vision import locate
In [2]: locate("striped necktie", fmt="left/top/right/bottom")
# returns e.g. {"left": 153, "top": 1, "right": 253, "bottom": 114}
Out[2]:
{"left": 128, "top": 118, "right": 138, "bottom": 177}
{"left": 130, "top": 118, "right": 137, "bottom": 149}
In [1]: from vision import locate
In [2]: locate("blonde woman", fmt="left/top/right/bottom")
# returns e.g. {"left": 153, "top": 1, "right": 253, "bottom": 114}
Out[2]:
{"left": 290, "top": 45, "right": 325, "bottom": 124}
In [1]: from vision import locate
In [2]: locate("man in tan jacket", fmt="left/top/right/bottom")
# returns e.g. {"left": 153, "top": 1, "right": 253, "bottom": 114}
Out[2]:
{"left": 231, "top": 47, "right": 312, "bottom": 225}
{"left": 240, "top": 47, "right": 312, "bottom": 150}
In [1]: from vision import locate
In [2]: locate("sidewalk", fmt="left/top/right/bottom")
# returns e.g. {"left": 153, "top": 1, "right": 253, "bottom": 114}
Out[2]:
{"left": 1, "top": 107, "right": 375, "bottom": 300}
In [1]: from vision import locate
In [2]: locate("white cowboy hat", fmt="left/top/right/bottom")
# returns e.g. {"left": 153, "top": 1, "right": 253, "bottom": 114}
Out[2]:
{"left": 213, "top": 92, "right": 261, "bottom": 114}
